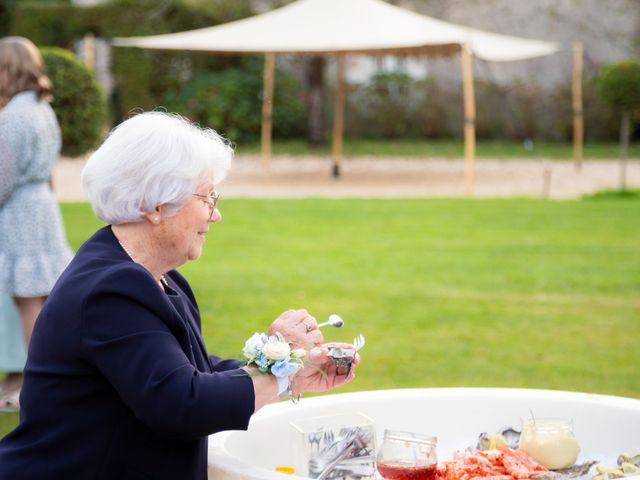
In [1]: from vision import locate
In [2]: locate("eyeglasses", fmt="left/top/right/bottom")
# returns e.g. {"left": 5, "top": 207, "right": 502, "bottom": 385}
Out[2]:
{"left": 193, "top": 191, "right": 220, "bottom": 221}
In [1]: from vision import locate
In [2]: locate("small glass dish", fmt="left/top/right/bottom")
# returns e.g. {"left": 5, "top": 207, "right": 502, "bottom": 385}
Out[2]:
{"left": 377, "top": 429, "right": 438, "bottom": 480}
{"left": 519, "top": 418, "right": 580, "bottom": 469}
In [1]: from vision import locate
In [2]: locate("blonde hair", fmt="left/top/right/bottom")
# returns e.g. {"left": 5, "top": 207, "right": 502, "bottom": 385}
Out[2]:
{"left": 0, "top": 36, "right": 53, "bottom": 108}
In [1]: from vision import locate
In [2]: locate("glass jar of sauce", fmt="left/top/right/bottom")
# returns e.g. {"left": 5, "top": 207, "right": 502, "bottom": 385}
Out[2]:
{"left": 377, "top": 430, "right": 438, "bottom": 480}
{"left": 519, "top": 418, "right": 580, "bottom": 469}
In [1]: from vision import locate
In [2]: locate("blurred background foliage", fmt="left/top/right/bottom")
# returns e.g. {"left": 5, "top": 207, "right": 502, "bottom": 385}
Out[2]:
{"left": 598, "top": 59, "right": 640, "bottom": 115}
{"left": 161, "top": 56, "right": 305, "bottom": 143}
{"left": 0, "top": 0, "right": 634, "bottom": 149}
{"left": 344, "top": 71, "right": 620, "bottom": 142}
{"left": 5, "top": 0, "right": 256, "bottom": 124}
{"left": 41, "top": 47, "right": 107, "bottom": 157}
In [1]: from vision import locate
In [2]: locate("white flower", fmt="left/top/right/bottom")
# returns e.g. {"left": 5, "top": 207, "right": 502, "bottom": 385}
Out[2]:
{"left": 262, "top": 340, "right": 291, "bottom": 361}
{"left": 291, "top": 348, "right": 306, "bottom": 359}
{"left": 243, "top": 333, "right": 266, "bottom": 360}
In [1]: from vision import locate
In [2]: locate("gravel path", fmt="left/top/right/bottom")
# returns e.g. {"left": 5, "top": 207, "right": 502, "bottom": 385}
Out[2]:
{"left": 53, "top": 155, "right": 640, "bottom": 201}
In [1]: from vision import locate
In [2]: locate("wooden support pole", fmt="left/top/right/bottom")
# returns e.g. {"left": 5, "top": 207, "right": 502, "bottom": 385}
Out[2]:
{"left": 572, "top": 40, "right": 584, "bottom": 170}
{"left": 83, "top": 32, "right": 96, "bottom": 70}
{"left": 261, "top": 52, "right": 276, "bottom": 170}
{"left": 460, "top": 44, "right": 476, "bottom": 195}
{"left": 620, "top": 111, "right": 630, "bottom": 190}
{"left": 331, "top": 53, "right": 346, "bottom": 178}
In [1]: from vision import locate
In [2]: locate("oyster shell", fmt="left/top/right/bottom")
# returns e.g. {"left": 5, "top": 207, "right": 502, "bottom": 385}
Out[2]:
{"left": 477, "top": 427, "right": 521, "bottom": 450}
{"left": 327, "top": 346, "right": 356, "bottom": 369}
{"left": 532, "top": 460, "right": 598, "bottom": 480}
{"left": 592, "top": 460, "right": 640, "bottom": 480}
{"left": 618, "top": 449, "right": 640, "bottom": 468}
{"left": 555, "top": 460, "right": 599, "bottom": 477}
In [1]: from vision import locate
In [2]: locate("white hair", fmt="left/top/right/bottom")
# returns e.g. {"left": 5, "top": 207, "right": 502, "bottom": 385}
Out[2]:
{"left": 82, "top": 112, "right": 232, "bottom": 224}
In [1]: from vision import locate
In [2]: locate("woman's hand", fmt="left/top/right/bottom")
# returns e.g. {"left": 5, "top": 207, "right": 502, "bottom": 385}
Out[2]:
{"left": 268, "top": 309, "right": 323, "bottom": 351}
{"left": 291, "top": 342, "right": 359, "bottom": 395}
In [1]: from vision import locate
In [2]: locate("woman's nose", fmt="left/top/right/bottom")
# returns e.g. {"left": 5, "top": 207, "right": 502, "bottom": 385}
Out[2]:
{"left": 209, "top": 208, "right": 222, "bottom": 223}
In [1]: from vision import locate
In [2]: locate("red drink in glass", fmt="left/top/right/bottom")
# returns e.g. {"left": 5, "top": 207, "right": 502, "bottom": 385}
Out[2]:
{"left": 377, "top": 462, "right": 438, "bottom": 480}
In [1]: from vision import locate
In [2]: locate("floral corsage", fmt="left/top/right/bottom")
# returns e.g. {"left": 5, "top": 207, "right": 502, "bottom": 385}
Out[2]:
{"left": 243, "top": 332, "right": 306, "bottom": 397}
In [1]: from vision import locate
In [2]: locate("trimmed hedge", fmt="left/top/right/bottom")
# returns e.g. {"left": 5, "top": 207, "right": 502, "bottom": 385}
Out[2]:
{"left": 599, "top": 58, "right": 640, "bottom": 113}
{"left": 0, "top": 0, "right": 17, "bottom": 36}
{"left": 41, "top": 47, "right": 107, "bottom": 157}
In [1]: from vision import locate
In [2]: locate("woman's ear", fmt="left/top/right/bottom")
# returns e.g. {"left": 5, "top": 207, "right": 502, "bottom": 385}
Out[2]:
{"left": 143, "top": 209, "right": 161, "bottom": 225}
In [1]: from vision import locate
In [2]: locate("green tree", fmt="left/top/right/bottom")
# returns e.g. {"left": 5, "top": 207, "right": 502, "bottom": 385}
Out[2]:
{"left": 41, "top": 47, "right": 107, "bottom": 157}
{"left": 161, "top": 57, "right": 304, "bottom": 143}
{"left": 599, "top": 58, "right": 640, "bottom": 189}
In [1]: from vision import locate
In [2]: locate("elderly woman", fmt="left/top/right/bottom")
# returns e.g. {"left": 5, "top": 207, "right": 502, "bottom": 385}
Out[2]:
{"left": 0, "top": 112, "right": 358, "bottom": 479}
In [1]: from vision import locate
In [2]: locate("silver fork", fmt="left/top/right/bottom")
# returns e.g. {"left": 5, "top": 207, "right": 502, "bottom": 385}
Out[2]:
{"left": 311, "top": 434, "right": 368, "bottom": 480}
{"left": 323, "top": 430, "right": 334, "bottom": 447}
{"left": 340, "top": 335, "right": 365, "bottom": 378}
{"left": 309, "top": 431, "right": 322, "bottom": 455}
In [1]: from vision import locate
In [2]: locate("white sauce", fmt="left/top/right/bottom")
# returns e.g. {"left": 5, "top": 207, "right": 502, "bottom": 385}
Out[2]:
{"left": 519, "top": 419, "right": 580, "bottom": 469}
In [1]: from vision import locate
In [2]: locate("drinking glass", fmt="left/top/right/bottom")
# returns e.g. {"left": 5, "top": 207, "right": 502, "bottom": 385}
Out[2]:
{"left": 376, "top": 430, "right": 437, "bottom": 480}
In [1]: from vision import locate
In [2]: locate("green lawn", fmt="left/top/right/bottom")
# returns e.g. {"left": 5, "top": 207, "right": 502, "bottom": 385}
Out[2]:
{"left": 237, "top": 138, "right": 640, "bottom": 159}
{"left": 2, "top": 196, "right": 638, "bottom": 437}
{"left": 59, "top": 198, "right": 640, "bottom": 398}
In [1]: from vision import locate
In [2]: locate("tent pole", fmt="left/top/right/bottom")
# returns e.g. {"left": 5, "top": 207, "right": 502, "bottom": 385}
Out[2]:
{"left": 460, "top": 44, "right": 476, "bottom": 195}
{"left": 83, "top": 32, "right": 96, "bottom": 70}
{"left": 261, "top": 52, "right": 276, "bottom": 170}
{"left": 572, "top": 40, "right": 584, "bottom": 170}
{"left": 331, "top": 53, "right": 346, "bottom": 178}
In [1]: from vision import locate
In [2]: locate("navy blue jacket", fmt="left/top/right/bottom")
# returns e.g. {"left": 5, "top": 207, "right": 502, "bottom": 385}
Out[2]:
{"left": 0, "top": 227, "right": 255, "bottom": 479}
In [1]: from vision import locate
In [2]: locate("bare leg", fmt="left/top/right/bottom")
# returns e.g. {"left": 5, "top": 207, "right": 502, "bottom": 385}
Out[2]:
{"left": 0, "top": 296, "right": 43, "bottom": 406}
{"left": 0, "top": 372, "right": 22, "bottom": 394}
{"left": 13, "top": 296, "right": 45, "bottom": 349}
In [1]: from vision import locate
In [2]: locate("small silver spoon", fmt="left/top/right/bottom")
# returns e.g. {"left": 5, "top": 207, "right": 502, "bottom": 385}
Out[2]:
{"left": 317, "top": 314, "right": 344, "bottom": 329}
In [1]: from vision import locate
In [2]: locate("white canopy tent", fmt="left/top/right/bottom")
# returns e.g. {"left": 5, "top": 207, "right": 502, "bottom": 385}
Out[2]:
{"left": 114, "top": 0, "right": 559, "bottom": 191}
